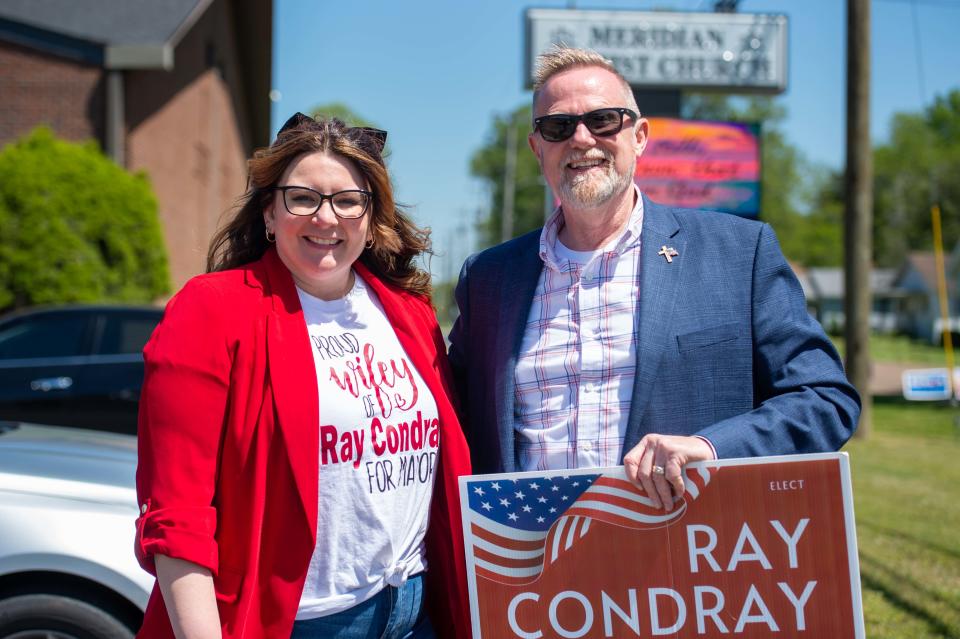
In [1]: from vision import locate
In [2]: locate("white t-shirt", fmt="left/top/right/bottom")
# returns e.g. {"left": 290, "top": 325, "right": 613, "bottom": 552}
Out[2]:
{"left": 295, "top": 273, "right": 440, "bottom": 620}
{"left": 553, "top": 236, "right": 612, "bottom": 264}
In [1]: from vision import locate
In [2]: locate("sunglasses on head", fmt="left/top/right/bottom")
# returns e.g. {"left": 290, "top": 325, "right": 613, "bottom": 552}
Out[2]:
{"left": 276, "top": 112, "right": 388, "bottom": 155}
{"left": 533, "top": 107, "right": 638, "bottom": 143}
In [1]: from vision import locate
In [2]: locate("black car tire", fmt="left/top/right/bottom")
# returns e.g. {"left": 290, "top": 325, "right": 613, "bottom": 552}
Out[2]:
{"left": 0, "top": 594, "right": 133, "bottom": 639}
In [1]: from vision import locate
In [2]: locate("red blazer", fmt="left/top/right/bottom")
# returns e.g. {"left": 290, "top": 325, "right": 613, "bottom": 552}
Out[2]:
{"left": 135, "top": 249, "right": 472, "bottom": 638}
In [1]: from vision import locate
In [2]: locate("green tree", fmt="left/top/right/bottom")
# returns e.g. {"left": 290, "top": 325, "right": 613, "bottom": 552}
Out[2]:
{"left": 872, "top": 89, "right": 960, "bottom": 266}
{"left": 309, "top": 102, "right": 378, "bottom": 128}
{"left": 308, "top": 101, "right": 396, "bottom": 166}
{"left": 683, "top": 94, "right": 841, "bottom": 265}
{"left": 800, "top": 167, "right": 845, "bottom": 266}
{"left": 432, "top": 278, "right": 457, "bottom": 330}
{"left": 469, "top": 105, "right": 545, "bottom": 247}
{"left": 0, "top": 127, "right": 170, "bottom": 311}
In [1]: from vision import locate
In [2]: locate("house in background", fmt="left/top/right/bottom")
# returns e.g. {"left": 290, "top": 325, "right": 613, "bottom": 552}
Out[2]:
{"left": 804, "top": 266, "right": 900, "bottom": 335}
{"left": 894, "top": 251, "right": 960, "bottom": 343}
{"left": 798, "top": 252, "right": 960, "bottom": 343}
{"left": 788, "top": 262, "right": 818, "bottom": 318}
{"left": 0, "top": 0, "right": 272, "bottom": 290}
{"left": 870, "top": 269, "right": 901, "bottom": 334}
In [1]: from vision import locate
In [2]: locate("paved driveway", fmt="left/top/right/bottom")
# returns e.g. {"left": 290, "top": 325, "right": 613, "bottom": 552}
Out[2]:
{"left": 869, "top": 361, "right": 942, "bottom": 396}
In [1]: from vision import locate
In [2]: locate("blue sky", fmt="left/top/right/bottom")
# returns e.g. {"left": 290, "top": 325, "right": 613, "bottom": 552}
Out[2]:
{"left": 271, "top": 0, "right": 960, "bottom": 280}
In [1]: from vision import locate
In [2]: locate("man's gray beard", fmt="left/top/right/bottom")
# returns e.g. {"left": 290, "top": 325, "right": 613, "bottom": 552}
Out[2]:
{"left": 559, "top": 163, "right": 633, "bottom": 209}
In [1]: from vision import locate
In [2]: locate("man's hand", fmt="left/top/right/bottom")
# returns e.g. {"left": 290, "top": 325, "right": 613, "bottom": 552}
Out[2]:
{"left": 622, "top": 434, "right": 714, "bottom": 511}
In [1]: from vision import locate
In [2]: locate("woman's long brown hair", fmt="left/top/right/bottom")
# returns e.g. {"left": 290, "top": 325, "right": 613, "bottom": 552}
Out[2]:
{"left": 207, "top": 117, "right": 432, "bottom": 298}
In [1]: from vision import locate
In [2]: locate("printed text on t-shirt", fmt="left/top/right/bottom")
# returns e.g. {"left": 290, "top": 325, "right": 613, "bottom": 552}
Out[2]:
{"left": 325, "top": 337, "right": 418, "bottom": 418}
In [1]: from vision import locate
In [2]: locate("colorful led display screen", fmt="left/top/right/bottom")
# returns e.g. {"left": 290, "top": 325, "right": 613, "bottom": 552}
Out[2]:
{"left": 635, "top": 118, "right": 761, "bottom": 218}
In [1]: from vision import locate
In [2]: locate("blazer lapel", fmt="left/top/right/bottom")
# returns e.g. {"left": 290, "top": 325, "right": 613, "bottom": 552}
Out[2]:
{"left": 622, "top": 197, "right": 686, "bottom": 457}
{"left": 493, "top": 234, "right": 543, "bottom": 472}
{"left": 261, "top": 249, "right": 319, "bottom": 539}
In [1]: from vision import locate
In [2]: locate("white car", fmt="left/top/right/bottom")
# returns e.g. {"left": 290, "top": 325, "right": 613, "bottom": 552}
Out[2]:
{"left": 0, "top": 422, "right": 152, "bottom": 637}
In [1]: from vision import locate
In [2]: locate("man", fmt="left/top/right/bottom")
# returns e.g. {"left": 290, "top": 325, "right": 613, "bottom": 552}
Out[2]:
{"left": 448, "top": 46, "right": 859, "bottom": 510}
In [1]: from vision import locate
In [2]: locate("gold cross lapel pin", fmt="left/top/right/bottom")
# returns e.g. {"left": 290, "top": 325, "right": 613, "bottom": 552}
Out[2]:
{"left": 658, "top": 245, "right": 679, "bottom": 263}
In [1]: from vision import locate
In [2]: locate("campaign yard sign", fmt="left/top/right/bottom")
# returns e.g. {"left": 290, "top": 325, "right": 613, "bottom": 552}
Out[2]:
{"left": 459, "top": 453, "right": 864, "bottom": 639}
{"left": 901, "top": 367, "right": 955, "bottom": 401}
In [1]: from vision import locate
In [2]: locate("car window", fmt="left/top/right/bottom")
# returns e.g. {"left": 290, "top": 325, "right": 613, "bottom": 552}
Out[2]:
{"left": 97, "top": 313, "right": 161, "bottom": 355}
{"left": 0, "top": 314, "right": 90, "bottom": 359}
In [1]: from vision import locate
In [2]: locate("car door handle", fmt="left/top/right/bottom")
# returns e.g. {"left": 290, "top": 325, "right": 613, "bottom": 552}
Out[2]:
{"left": 30, "top": 376, "right": 74, "bottom": 392}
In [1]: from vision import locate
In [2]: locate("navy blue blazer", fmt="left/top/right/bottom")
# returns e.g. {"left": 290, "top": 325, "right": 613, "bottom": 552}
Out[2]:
{"left": 448, "top": 196, "right": 860, "bottom": 474}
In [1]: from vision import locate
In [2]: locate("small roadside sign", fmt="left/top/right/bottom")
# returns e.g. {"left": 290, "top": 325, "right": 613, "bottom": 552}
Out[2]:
{"left": 902, "top": 368, "right": 952, "bottom": 400}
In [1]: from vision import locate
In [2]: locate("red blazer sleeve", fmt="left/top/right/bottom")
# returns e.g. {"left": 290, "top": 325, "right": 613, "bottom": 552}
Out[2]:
{"left": 420, "top": 299, "right": 474, "bottom": 638}
{"left": 135, "top": 277, "right": 232, "bottom": 575}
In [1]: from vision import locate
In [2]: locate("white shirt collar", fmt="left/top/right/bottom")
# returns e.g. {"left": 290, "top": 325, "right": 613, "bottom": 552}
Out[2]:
{"left": 539, "top": 184, "right": 645, "bottom": 272}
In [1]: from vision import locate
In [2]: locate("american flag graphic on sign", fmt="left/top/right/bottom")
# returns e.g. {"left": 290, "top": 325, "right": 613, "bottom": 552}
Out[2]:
{"left": 465, "top": 466, "right": 716, "bottom": 586}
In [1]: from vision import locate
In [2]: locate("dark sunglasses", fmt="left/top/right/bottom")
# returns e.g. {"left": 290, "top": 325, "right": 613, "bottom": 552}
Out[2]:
{"left": 276, "top": 112, "right": 388, "bottom": 155}
{"left": 534, "top": 107, "right": 638, "bottom": 143}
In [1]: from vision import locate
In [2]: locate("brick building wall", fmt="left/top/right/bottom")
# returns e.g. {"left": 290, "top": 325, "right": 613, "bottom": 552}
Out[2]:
{"left": 1, "top": 0, "right": 254, "bottom": 292}
{"left": 126, "top": 0, "right": 248, "bottom": 289}
{"left": 0, "top": 39, "right": 105, "bottom": 148}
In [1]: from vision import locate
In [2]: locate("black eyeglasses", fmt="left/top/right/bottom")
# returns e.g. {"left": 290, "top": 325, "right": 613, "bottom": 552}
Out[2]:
{"left": 534, "top": 107, "right": 638, "bottom": 142}
{"left": 276, "top": 112, "right": 388, "bottom": 156}
{"left": 274, "top": 186, "right": 372, "bottom": 219}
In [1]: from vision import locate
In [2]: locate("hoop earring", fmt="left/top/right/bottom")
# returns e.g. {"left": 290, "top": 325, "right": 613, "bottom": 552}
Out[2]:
{"left": 265, "top": 228, "right": 276, "bottom": 243}
{"left": 365, "top": 237, "right": 374, "bottom": 249}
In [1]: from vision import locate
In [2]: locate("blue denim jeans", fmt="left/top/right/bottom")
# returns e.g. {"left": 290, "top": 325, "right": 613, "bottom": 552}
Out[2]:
{"left": 291, "top": 573, "right": 435, "bottom": 639}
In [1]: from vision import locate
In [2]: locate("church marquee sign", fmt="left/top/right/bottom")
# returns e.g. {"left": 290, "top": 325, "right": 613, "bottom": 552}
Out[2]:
{"left": 525, "top": 8, "right": 788, "bottom": 93}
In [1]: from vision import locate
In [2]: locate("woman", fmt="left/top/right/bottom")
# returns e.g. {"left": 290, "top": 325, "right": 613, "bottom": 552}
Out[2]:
{"left": 134, "top": 113, "right": 471, "bottom": 638}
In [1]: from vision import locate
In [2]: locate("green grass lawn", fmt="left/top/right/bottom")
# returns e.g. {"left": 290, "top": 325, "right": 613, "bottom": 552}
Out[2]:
{"left": 832, "top": 333, "right": 957, "bottom": 366}
{"left": 845, "top": 399, "right": 960, "bottom": 638}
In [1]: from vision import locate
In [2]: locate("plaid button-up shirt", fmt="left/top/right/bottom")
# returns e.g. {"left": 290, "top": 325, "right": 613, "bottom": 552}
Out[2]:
{"left": 515, "top": 188, "right": 644, "bottom": 471}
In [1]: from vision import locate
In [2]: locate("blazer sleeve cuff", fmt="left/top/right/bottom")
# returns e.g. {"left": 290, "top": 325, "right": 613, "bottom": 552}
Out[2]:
{"left": 135, "top": 502, "right": 219, "bottom": 576}
{"left": 694, "top": 435, "right": 718, "bottom": 460}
